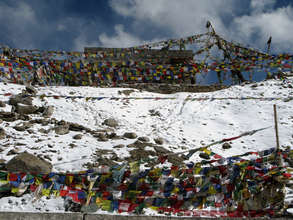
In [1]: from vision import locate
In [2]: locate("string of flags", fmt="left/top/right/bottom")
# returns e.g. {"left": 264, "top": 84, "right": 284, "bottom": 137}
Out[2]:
{"left": 1, "top": 28, "right": 293, "bottom": 86}
{"left": 0, "top": 146, "right": 292, "bottom": 217}
{"left": 1, "top": 93, "right": 292, "bottom": 102}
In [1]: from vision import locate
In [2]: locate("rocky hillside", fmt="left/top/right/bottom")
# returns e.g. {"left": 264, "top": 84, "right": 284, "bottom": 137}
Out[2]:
{"left": 0, "top": 76, "right": 292, "bottom": 213}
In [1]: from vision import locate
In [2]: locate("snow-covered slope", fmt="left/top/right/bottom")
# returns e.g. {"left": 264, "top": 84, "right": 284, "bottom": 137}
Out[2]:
{"left": 0, "top": 77, "right": 292, "bottom": 213}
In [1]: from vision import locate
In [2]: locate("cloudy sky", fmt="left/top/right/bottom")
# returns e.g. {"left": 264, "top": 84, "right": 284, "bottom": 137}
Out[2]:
{"left": 0, "top": 0, "right": 292, "bottom": 53}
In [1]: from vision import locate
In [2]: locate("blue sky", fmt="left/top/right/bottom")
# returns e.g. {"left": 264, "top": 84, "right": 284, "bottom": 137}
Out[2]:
{"left": 0, "top": 0, "right": 293, "bottom": 53}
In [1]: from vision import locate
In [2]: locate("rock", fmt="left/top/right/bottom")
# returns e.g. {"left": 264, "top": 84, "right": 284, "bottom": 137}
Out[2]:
{"left": 153, "top": 146, "right": 170, "bottom": 154}
{"left": 0, "top": 101, "right": 6, "bottom": 108}
{"left": 93, "top": 132, "right": 108, "bottom": 141}
{"left": 138, "top": 136, "right": 150, "bottom": 142}
{"left": 6, "top": 152, "right": 52, "bottom": 173}
{"left": 18, "top": 114, "right": 31, "bottom": 121}
{"left": 118, "top": 89, "right": 135, "bottom": 96}
{"left": 73, "top": 134, "right": 82, "bottom": 140}
{"left": 13, "top": 122, "right": 32, "bottom": 132}
{"left": 0, "top": 128, "right": 5, "bottom": 139}
{"left": 154, "top": 137, "right": 164, "bottom": 145}
{"left": 43, "top": 155, "right": 52, "bottom": 161}
{"left": 39, "top": 128, "right": 49, "bottom": 134}
{"left": 64, "top": 197, "right": 82, "bottom": 212}
{"left": 25, "top": 85, "right": 37, "bottom": 95}
{"left": 113, "top": 144, "right": 125, "bottom": 148}
{"left": 107, "top": 132, "right": 120, "bottom": 139}
{"left": 9, "top": 94, "right": 33, "bottom": 106}
{"left": 102, "top": 118, "right": 118, "bottom": 128}
{"left": 69, "top": 123, "right": 86, "bottom": 132}
{"left": 199, "top": 153, "right": 210, "bottom": 160}
{"left": 7, "top": 149, "right": 19, "bottom": 156}
{"left": 222, "top": 142, "right": 232, "bottom": 149}
{"left": 149, "top": 109, "right": 161, "bottom": 117}
{"left": 42, "top": 106, "right": 54, "bottom": 118}
{"left": 54, "top": 122, "right": 69, "bottom": 135}
{"left": 54, "top": 125, "right": 69, "bottom": 135}
{"left": 123, "top": 132, "right": 137, "bottom": 139}
{"left": 69, "top": 143, "right": 77, "bottom": 148}
{"left": 15, "top": 104, "right": 38, "bottom": 115}
{"left": 0, "top": 112, "right": 18, "bottom": 122}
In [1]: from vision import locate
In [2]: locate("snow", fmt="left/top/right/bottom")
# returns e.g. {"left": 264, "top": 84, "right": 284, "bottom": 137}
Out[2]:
{"left": 0, "top": 76, "right": 293, "bottom": 214}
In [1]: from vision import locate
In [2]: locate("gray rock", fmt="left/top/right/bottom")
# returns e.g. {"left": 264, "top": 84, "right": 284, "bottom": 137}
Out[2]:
{"left": 15, "top": 104, "right": 38, "bottom": 115}
{"left": 154, "top": 137, "right": 164, "bottom": 145}
{"left": 123, "top": 132, "right": 137, "bottom": 139}
{"left": 107, "top": 132, "right": 120, "bottom": 139}
{"left": 0, "top": 112, "right": 18, "bottom": 122}
{"left": 54, "top": 122, "right": 70, "bottom": 135}
{"left": 73, "top": 134, "right": 82, "bottom": 140}
{"left": 39, "top": 128, "right": 49, "bottom": 134}
{"left": 25, "top": 85, "right": 37, "bottom": 95}
{"left": 138, "top": 136, "right": 150, "bottom": 142}
{"left": 6, "top": 152, "right": 52, "bottom": 173}
{"left": 9, "top": 94, "right": 33, "bottom": 106}
{"left": 0, "top": 128, "right": 5, "bottom": 139}
{"left": 42, "top": 106, "right": 54, "bottom": 118}
{"left": 102, "top": 118, "right": 118, "bottom": 128}
{"left": 222, "top": 142, "right": 232, "bottom": 149}
{"left": 13, "top": 122, "right": 32, "bottom": 132}
{"left": 69, "top": 123, "right": 86, "bottom": 132}
{"left": 113, "top": 144, "right": 125, "bottom": 148}
{"left": 7, "top": 149, "right": 19, "bottom": 156}
{"left": 199, "top": 153, "right": 210, "bottom": 160}
{"left": 118, "top": 89, "right": 135, "bottom": 96}
{"left": 0, "top": 101, "right": 6, "bottom": 108}
{"left": 69, "top": 143, "right": 77, "bottom": 148}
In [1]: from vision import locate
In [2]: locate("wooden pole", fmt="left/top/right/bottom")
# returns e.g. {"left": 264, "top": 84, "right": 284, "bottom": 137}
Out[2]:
{"left": 273, "top": 104, "right": 281, "bottom": 166}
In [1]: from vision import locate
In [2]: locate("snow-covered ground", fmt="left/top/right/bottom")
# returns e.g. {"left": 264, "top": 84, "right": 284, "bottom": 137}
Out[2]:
{"left": 0, "top": 76, "right": 293, "bottom": 214}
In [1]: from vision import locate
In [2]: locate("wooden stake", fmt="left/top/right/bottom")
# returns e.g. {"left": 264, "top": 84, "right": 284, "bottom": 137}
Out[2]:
{"left": 274, "top": 104, "right": 280, "bottom": 150}
{"left": 273, "top": 104, "right": 281, "bottom": 166}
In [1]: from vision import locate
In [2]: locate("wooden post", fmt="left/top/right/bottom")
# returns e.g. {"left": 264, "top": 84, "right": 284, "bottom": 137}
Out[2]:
{"left": 273, "top": 104, "right": 281, "bottom": 166}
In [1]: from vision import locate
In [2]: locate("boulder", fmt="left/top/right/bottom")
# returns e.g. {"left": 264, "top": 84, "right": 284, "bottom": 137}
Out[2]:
{"left": 123, "top": 132, "right": 137, "bottom": 139}
{"left": 222, "top": 142, "right": 232, "bottom": 149}
{"left": 54, "top": 122, "right": 70, "bottom": 135}
{"left": 138, "top": 136, "right": 150, "bottom": 142}
{"left": 154, "top": 137, "right": 164, "bottom": 145}
{"left": 0, "top": 112, "right": 18, "bottom": 122}
{"left": 107, "top": 132, "right": 120, "bottom": 139}
{"left": 6, "top": 152, "right": 52, "bottom": 173}
{"left": 42, "top": 106, "right": 54, "bottom": 118}
{"left": 69, "top": 123, "right": 86, "bottom": 132}
{"left": 0, "top": 101, "right": 6, "bottom": 108}
{"left": 13, "top": 122, "right": 32, "bottom": 132}
{"left": 0, "top": 128, "right": 6, "bottom": 139}
{"left": 73, "top": 134, "right": 82, "bottom": 140}
{"left": 9, "top": 94, "right": 33, "bottom": 106}
{"left": 199, "top": 153, "right": 210, "bottom": 160}
{"left": 102, "top": 118, "right": 118, "bottom": 128}
{"left": 15, "top": 104, "right": 38, "bottom": 115}
{"left": 25, "top": 85, "right": 37, "bottom": 95}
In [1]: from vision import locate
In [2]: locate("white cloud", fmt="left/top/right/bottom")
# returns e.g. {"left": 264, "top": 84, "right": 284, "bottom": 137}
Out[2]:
{"left": 98, "top": 24, "right": 143, "bottom": 48}
{"left": 73, "top": 33, "right": 99, "bottom": 51}
{"left": 108, "top": 0, "right": 293, "bottom": 53}
{"left": 250, "top": 0, "right": 275, "bottom": 13}
{"left": 110, "top": 0, "right": 233, "bottom": 37}
{"left": 232, "top": 6, "right": 293, "bottom": 52}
